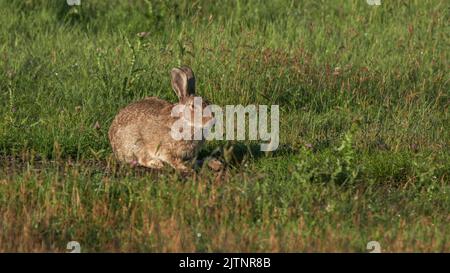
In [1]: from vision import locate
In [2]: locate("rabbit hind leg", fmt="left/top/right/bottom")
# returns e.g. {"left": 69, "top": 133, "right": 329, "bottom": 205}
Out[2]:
{"left": 140, "top": 158, "right": 165, "bottom": 169}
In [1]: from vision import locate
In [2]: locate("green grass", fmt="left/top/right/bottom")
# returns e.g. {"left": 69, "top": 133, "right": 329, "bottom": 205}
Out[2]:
{"left": 0, "top": 0, "right": 449, "bottom": 252}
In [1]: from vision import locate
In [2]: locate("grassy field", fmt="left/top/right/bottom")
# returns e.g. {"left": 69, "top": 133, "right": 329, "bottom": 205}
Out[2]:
{"left": 0, "top": 0, "right": 449, "bottom": 252}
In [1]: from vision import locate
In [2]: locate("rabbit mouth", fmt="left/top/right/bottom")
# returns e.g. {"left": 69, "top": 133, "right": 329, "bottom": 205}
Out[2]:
{"left": 181, "top": 116, "right": 216, "bottom": 129}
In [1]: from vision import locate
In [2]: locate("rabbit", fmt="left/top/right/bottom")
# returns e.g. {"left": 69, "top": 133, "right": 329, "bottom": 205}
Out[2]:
{"left": 108, "top": 66, "right": 215, "bottom": 173}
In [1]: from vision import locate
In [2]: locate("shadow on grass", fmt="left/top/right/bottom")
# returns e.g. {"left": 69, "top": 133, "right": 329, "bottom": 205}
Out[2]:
{"left": 198, "top": 141, "right": 297, "bottom": 167}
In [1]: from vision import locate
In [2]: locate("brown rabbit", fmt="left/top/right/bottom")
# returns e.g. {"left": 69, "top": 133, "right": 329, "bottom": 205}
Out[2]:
{"left": 108, "top": 66, "right": 214, "bottom": 172}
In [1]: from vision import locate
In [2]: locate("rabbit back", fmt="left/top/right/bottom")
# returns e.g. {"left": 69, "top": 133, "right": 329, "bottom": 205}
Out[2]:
{"left": 108, "top": 97, "right": 173, "bottom": 163}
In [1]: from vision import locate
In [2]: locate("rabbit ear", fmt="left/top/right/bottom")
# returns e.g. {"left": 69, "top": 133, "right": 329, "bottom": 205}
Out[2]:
{"left": 171, "top": 66, "right": 195, "bottom": 99}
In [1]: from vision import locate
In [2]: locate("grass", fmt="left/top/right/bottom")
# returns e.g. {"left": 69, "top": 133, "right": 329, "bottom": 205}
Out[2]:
{"left": 0, "top": 0, "right": 449, "bottom": 252}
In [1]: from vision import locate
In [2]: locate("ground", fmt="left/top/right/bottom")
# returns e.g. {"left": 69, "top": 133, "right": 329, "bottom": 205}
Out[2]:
{"left": 0, "top": 0, "right": 448, "bottom": 252}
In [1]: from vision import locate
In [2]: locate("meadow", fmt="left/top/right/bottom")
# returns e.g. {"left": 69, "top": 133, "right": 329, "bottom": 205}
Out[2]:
{"left": 0, "top": 0, "right": 448, "bottom": 252}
